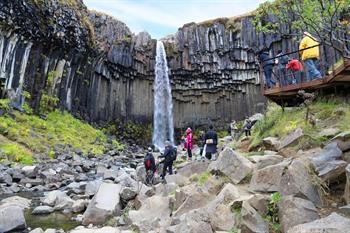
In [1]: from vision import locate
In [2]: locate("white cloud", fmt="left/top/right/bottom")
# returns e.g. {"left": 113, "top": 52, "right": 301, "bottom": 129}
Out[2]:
{"left": 84, "top": 0, "right": 267, "bottom": 38}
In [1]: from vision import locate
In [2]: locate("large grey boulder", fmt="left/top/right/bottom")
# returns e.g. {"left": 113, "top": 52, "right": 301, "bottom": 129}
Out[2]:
{"left": 42, "top": 190, "right": 73, "bottom": 210}
{"left": 85, "top": 180, "right": 102, "bottom": 196}
{"left": 278, "top": 196, "right": 319, "bottom": 233}
{"left": 129, "top": 196, "right": 171, "bottom": 232}
{"left": 177, "top": 161, "right": 210, "bottom": 177}
{"left": 249, "top": 154, "right": 284, "bottom": 170}
{"left": 206, "top": 183, "right": 240, "bottom": 231}
{"left": 83, "top": 182, "right": 122, "bottom": 225}
{"left": 120, "top": 187, "right": 137, "bottom": 202}
{"left": 32, "top": 205, "right": 54, "bottom": 215}
{"left": 72, "top": 199, "right": 89, "bottom": 213}
{"left": 0, "top": 205, "right": 26, "bottom": 232}
{"left": 0, "top": 172, "right": 12, "bottom": 185}
{"left": 208, "top": 147, "right": 254, "bottom": 184}
{"left": 278, "top": 128, "right": 304, "bottom": 150}
{"left": 249, "top": 160, "right": 291, "bottom": 192}
{"left": 262, "top": 137, "right": 280, "bottom": 151}
{"left": 287, "top": 213, "right": 350, "bottom": 233}
{"left": 310, "top": 142, "right": 347, "bottom": 182}
{"left": 171, "top": 209, "right": 213, "bottom": 233}
{"left": 0, "top": 196, "right": 31, "bottom": 209}
{"left": 240, "top": 201, "right": 269, "bottom": 233}
{"left": 330, "top": 131, "right": 350, "bottom": 152}
{"left": 22, "top": 165, "right": 38, "bottom": 178}
{"left": 344, "top": 164, "right": 350, "bottom": 204}
{"left": 280, "top": 159, "right": 322, "bottom": 207}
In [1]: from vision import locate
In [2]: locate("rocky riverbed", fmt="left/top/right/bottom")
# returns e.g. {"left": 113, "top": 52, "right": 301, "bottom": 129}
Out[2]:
{"left": 1, "top": 129, "right": 350, "bottom": 233}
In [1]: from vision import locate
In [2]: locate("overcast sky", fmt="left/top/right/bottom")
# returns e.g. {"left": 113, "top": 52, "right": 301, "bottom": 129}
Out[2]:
{"left": 83, "top": 0, "right": 267, "bottom": 39}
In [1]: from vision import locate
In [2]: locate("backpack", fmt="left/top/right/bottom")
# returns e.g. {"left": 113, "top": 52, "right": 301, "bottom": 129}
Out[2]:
{"left": 144, "top": 154, "right": 152, "bottom": 169}
{"left": 170, "top": 147, "right": 177, "bottom": 161}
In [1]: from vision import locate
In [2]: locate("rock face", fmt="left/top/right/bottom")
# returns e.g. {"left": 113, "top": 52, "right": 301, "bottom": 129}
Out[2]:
{"left": 83, "top": 182, "right": 122, "bottom": 225}
{"left": 208, "top": 147, "right": 254, "bottom": 184}
{"left": 287, "top": 213, "right": 350, "bottom": 233}
{"left": 0, "top": 0, "right": 267, "bottom": 128}
{"left": 278, "top": 196, "right": 319, "bottom": 233}
{"left": 0, "top": 205, "right": 26, "bottom": 232}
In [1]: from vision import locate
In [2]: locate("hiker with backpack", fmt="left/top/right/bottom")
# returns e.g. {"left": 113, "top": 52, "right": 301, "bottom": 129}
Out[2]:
{"left": 144, "top": 147, "right": 156, "bottom": 185}
{"left": 184, "top": 127, "right": 193, "bottom": 161}
{"left": 159, "top": 140, "right": 176, "bottom": 181}
{"left": 204, "top": 125, "right": 218, "bottom": 160}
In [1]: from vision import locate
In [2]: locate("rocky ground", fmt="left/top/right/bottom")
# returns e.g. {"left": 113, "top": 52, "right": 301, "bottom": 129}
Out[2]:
{"left": 1, "top": 124, "right": 350, "bottom": 233}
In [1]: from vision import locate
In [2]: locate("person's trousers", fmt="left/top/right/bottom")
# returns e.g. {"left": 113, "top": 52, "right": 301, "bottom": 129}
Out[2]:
{"left": 304, "top": 59, "right": 321, "bottom": 80}
{"left": 162, "top": 161, "right": 173, "bottom": 179}
{"left": 264, "top": 65, "right": 275, "bottom": 88}
{"left": 187, "top": 148, "right": 192, "bottom": 158}
{"left": 245, "top": 130, "right": 251, "bottom": 136}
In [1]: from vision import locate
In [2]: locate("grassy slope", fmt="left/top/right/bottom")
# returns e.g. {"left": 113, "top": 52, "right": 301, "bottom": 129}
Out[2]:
{"left": 0, "top": 108, "right": 111, "bottom": 164}
{"left": 250, "top": 98, "right": 350, "bottom": 150}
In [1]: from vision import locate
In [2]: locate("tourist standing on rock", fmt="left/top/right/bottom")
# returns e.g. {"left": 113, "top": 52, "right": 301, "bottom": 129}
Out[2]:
{"left": 230, "top": 120, "right": 238, "bottom": 140}
{"left": 204, "top": 125, "right": 218, "bottom": 160}
{"left": 243, "top": 119, "right": 252, "bottom": 137}
{"left": 299, "top": 32, "right": 321, "bottom": 81}
{"left": 258, "top": 48, "right": 275, "bottom": 89}
{"left": 184, "top": 127, "right": 193, "bottom": 161}
{"left": 159, "top": 141, "right": 175, "bottom": 181}
{"left": 144, "top": 147, "right": 156, "bottom": 184}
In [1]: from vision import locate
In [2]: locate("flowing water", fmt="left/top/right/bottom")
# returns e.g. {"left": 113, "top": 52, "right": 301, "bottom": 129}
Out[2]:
{"left": 152, "top": 41, "right": 174, "bottom": 150}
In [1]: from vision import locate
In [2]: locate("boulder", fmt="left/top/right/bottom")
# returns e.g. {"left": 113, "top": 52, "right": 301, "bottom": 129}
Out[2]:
{"left": 330, "top": 131, "right": 350, "bottom": 152}
{"left": 42, "top": 190, "right": 73, "bottom": 210}
{"left": 208, "top": 147, "right": 254, "bottom": 184}
{"left": 70, "top": 226, "right": 120, "bottom": 233}
{"left": 0, "top": 196, "right": 31, "bottom": 209}
{"left": 240, "top": 201, "right": 269, "bottom": 233}
{"left": 318, "top": 128, "right": 339, "bottom": 138}
{"left": 0, "top": 172, "right": 12, "bottom": 185}
{"left": 22, "top": 165, "right": 38, "bottom": 178}
{"left": 262, "top": 137, "right": 280, "bottom": 151}
{"left": 287, "top": 213, "right": 350, "bottom": 233}
{"left": 83, "top": 183, "right": 122, "bottom": 225}
{"left": 173, "top": 185, "right": 212, "bottom": 216}
{"left": 172, "top": 209, "right": 213, "bottom": 233}
{"left": 310, "top": 142, "right": 347, "bottom": 182}
{"left": 0, "top": 205, "right": 26, "bottom": 232}
{"left": 280, "top": 159, "right": 322, "bottom": 207}
{"left": 249, "top": 160, "right": 291, "bottom": 192}
{"left": 344, "top": 164, "right": 350, "bottom": 204}
{"left": 32, "top": 205, "right": 54, "bottom": 215}
{"left": 278, "top": 196, "right": 319, "bottom": 233}
{"left": 177, "top": 161, "right": 210, "bottom": 177}
{"left": 278, "top": 128, "right": 304, "bottom": 150}
{"left": 120, "top": 187, "right": 137, "bottom": 202}
{"left": 72, "top": 199, "right": 89, "bottom": 213}
{"left": 206, "top": 183, "right": 240, "bottom": 231}
{"left": 44, "top": 229, "right": 56, "bottom": 233}
{"left": 129, "top": 196, "right": 171, "bottom": 232}
{"left": 29, "top": 228, "right": 44, "bottom": 233}
{"left": 85, "top": 180, "right": 102, "bottom": 196}
{"left": 249, "top": 154, "right": 284, "bottom": 170}
{"left": 339, "top": 204, "right": 350, "bottom": 215}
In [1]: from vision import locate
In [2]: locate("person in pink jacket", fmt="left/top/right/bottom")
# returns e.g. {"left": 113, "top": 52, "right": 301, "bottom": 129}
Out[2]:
{"left": 184, "top": 127, "right": 193, "bottom": 160}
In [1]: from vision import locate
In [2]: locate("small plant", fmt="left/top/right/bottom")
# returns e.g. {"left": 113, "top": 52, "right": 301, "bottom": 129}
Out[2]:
{"left": 265, "top": 192, "right": 281, "bottom": 232}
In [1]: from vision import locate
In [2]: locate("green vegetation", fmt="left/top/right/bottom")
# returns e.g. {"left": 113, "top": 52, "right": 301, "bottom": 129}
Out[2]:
{"left": 250, "top": 99, "right": 350, "bottom": 150}
{"left": 40, "top": 93, "right": 59, "bottom": 114}
{"left": 265, "top": 192, "right": 281, "bottom": 233}
{"left": 189, "top": 171, "right": 211, "bottom": 186}
{"left": 0, "top": 109, "right": 108, "bottom": 157}
{"left": 104, "top": 121, "right": 152, "bottom": 145}
{"left": 0, "top": 139, "right": 33, "bottom": 165}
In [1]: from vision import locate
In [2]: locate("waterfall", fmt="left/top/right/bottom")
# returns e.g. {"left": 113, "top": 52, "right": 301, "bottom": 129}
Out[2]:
{"left": 17, "top": 42, "right": 32, "bottom": 92}
{"left": 152, "top": 41, "right": 174, "bottom": 151}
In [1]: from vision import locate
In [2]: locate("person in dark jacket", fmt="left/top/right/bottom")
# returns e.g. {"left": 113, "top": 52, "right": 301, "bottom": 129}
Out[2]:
{"left": 258, "top": 49, "right": 275, "bottom": 89}
{"left": 204, "top": 125, "right": 218, "bottom": 160}
{"left": 159, "top": 141, "right": 174, "bottom": 180}
{"left": 275, "top": 50, "right": 291, "bottom": 86}
{"left": 243, "top": 119, "right": 252, "bottom": 137}
{"left": 144, "top": 147, "right": 156, "bottom": 173}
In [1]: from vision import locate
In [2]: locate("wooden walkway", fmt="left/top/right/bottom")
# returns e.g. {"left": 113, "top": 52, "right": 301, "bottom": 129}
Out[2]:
{"left": 263, "top": 58, "right": 350, "bottom": 105}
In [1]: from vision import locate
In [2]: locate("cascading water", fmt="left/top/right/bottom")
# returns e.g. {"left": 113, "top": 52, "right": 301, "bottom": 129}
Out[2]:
{"left": 152, "top": 41, "right": 174, "bottom": 151}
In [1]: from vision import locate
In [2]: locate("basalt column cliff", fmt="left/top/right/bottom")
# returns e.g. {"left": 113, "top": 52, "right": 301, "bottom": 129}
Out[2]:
{"left": 0, "top": 0, "right": 267, "bottom": 128}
